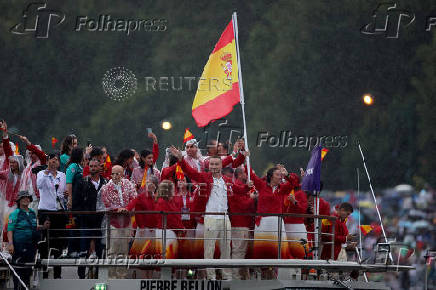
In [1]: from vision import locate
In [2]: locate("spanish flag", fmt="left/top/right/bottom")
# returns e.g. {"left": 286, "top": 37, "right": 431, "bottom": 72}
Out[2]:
{"left": 51, "top": 137, "right": 58, "bottom": 148}
{"left": 175, "top": 164, "right": 184, "bottom": 180}
{"left": 14, "top": 143, "right": 19, "bottom": 155}
{"left": 192, "top": 20, "right": 240, "bottom": 127}
{"left": 321, "top": 148, "right": 329, "bottom": 161}
{"left": 183, "top": 128, "right": 194, "bottom": 143}
{"left": 359, "top": 225, "right": 374, "bottom": 236}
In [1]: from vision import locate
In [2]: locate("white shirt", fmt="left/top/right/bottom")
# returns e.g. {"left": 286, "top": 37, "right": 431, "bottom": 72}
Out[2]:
{"left": 205, "top": 176, "right": 228, "bottom": 219}
{"left": 91, "top": 179, "right": 100, "bottom": 191}
{"left": 37, "top": 170, "right": 66, "bottom": 211}
{"left": 114, "top": 183, "right": 124, "bottom": 206}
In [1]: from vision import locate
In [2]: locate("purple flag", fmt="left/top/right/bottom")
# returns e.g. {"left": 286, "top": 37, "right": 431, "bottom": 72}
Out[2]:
{"left": 301, "top": 145, "right": 322, "bottom": 192}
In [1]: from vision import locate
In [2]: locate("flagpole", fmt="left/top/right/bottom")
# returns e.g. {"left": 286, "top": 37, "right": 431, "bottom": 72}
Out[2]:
{"left": 357, "top": 142, "right": 393, "bottom": 262}
{"left": 357, "top": 168, "right": 363, "bottom": 258}
{"left": 314, "top": 191, "right": 320, "bottom": 260}
{"left": 232, "top": 11, "right": 251, "bottom": 181}
{"left": 357, "top": 143, "right": 388, "bottom": 243}
{"left": 356, "top": 167, "right": 369, "bottom": 282}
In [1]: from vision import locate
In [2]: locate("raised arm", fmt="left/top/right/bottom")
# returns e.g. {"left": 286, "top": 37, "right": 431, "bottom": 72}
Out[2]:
{"left": 149, "top": 132, "right": 159, "bottom": 163}
{"left": 245, "top": 165, "right": 264, "bottom": 189}
{"left": 180, "top": 158, "right": 206, "bottom": 183}
{"left": 1, "top": 121, "right": 12, "bottom": 159}
{"left": 20, "top": 135, "right": 47, "bottom": 164}
{"left": 169, "top": 146, "right": 206, "bottom": 183}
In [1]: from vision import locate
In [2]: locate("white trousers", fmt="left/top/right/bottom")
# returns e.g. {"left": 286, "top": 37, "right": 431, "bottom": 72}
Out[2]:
{"left": 231, "top": 226, "right": 250, "bottom": 279}
{"left": 204, "top": 216, "right": 232, "bottom": 280}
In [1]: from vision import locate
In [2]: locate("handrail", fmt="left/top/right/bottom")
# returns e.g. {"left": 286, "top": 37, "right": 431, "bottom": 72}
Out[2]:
{"left": 39, "top": 211, "right": 338, "bottom": 260}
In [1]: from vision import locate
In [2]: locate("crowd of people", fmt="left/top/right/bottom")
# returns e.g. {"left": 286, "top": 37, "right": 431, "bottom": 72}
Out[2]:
{"left": 0, "top": 120, "right": 361, "bottom": 288}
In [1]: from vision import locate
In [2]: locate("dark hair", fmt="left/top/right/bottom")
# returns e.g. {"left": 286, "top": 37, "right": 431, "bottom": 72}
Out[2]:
{"left": 222, "top": 167, "right": 234, "bottom": 176}
{"left": 66, "top": 148, "right": 83, "bottom": 168}
{"left": 266, "top": 167, "right": 279, "bottom": 184}
{"left": 60, "top": 134, "right": 77, "bottom": 155}
{"left": 234, "top": 167, "right": 244, "bottom": 179}
{"left": 169, "top": 155, "right": 178, "bottom": 167}
{"left": 115, "top": 149, "right": 135, "bottom": 167}
{"left": 47, "top": 152, "right": 60, "bottom": 160}
{"left": 339, "top": 202, "right": 354, "bottom": 213}
{"left": 89, "top": 147, "right": 103, "bottom": 160}
{"left": 138, "top": 149, "right": 153, "bottom": 169}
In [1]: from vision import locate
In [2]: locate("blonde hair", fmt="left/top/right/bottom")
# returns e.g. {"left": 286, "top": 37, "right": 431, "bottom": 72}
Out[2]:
{"left": 156, "top": 180, "right": 174, "bottom": 201}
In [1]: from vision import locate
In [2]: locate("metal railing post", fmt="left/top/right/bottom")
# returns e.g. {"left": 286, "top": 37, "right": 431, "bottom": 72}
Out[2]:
{"left": 105, "top": 212, "right": 110, "bottom": 252}
{"left": 278, "top": 215, "right": 282, "bottom": 259}
{"left": 162, "top": 212, "right": 167, "bottom": 259}
{"left": 224, "top": 213, "right": 228, "bottom": 255}
{"left": 331, "top": 220, "right": 335, "bottom": 260}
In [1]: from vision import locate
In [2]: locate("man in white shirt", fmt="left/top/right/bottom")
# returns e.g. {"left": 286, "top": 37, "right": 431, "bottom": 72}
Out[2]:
{"left": 170, "top": 146, "right": 250, "bottom": 280}
{"left": 36, "top": 153, "right": 67, "bottom": 279}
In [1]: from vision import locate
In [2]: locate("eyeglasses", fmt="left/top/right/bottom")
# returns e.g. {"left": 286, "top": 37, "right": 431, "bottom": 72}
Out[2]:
{"left": 111, "top": 172, "right": 122, "bottom": 176}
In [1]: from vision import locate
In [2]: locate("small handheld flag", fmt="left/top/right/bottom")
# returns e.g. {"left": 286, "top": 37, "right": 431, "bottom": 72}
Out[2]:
{"left": 14, "top": 143, "right": 19, "bottom": 155}
{"left": 51, "top": 137, "right": 58, "bottom": 148}
{"left": 175, "top": 164, "right": 184, "bottom": 180}
{"left": 360, "top": 225, "right": 374, "bottom": 236}
{"left": 183, "top": 128, "right": 194, "bottom": 143}
{"left": 140, "top": 167, "right": 148, "bottom": 188}
{"left": 321, "top": 148, "right": 329, "bottom": 161}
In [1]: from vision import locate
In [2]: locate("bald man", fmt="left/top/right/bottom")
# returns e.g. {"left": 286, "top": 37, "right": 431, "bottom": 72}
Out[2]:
{"left": 100, "top": 165, "right": 137, "bottom": 279}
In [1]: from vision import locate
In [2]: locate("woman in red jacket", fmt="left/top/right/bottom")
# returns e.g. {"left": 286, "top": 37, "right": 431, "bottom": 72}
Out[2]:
{"left": 282, "top": 173, "right": 308, "bottom": 259}
{"left": 172, "top": 176, "right": 196, "bottom": 259}
{"left": 154, "top": 180, "right": 185, "bottom": 260}
{"left": 250, "top": 166, "right": 294, "bottom": 257}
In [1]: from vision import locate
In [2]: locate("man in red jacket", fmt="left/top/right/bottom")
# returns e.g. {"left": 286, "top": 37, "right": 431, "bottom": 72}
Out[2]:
{"left": 169, "top": 146, "right": 250, "bottom": 280}
{"left": 320, "top": 202, "right": 356, "bottom": 260}
{"left": 229, "top": 166, "right": 256, "bottom": 279}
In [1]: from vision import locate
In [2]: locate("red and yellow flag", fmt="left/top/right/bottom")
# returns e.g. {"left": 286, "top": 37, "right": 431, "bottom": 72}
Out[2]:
{"left": 183, "top": 128, "right": 194, "bottom": 143}
{"left": 140, "top": 166, "right": 148, "bottom": 188}
{"left": 14, "top": 143, "right": 19, "bottom": 155}
{"left": 360, "top": 225, "right": 374, "bottom": 236}
{"left": 192, "top": 20, "right": 240, "bottom": 127}
{"left": 321, "top": 148, "right": 329, "bottom": 161}
{"left": 175, "top": 164, "right": 184, "bottom": 181}
{"left": 104, "top": 155, "right": 112, "bottom": 171}
{"left": 51, "top": 137, "right": 58, "bottom": 148}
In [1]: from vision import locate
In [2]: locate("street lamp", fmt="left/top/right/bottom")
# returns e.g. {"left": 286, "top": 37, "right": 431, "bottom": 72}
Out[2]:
{"left": 363, "top": 94, "right": 374, "bottom": 106}
{"left": 162, "top": 121, "right": 172, "bottom": 130}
